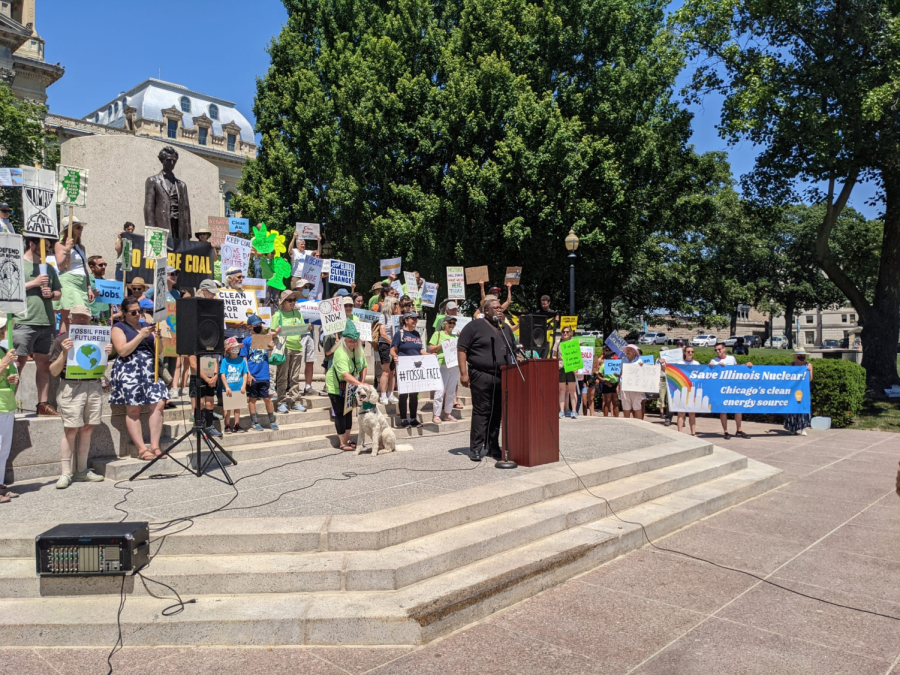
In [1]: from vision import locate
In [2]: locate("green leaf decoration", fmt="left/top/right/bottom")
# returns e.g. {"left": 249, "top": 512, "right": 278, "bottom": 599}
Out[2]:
{"left": 267, "top": 256, "right": 292, "bottom": 290}
{"left": 251, "top": 222, "right": 277, "bottom": 254}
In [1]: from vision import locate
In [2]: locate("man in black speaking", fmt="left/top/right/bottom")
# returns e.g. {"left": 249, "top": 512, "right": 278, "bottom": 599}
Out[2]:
{"left": 458, "top": 298, "right": 518, "bottom": 462}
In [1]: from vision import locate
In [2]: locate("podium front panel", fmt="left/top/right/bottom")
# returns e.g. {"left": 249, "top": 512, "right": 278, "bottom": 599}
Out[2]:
{"left": 502, "top": 359, "right": 559, "bottom": 467}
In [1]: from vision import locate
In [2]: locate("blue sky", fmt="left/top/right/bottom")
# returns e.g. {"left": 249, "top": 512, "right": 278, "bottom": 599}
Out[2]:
{"left": 40, "top": 0, "right": 880, "bottom": 219}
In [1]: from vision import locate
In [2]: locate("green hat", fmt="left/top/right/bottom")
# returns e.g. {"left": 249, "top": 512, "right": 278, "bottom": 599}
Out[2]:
{"left": 342, "top": 320, "right": 360, "bottom": 340}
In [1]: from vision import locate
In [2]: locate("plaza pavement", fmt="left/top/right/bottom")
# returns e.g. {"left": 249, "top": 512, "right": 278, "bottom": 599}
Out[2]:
{"left": 2, "top": 415, "right": 898, "bottom": 674}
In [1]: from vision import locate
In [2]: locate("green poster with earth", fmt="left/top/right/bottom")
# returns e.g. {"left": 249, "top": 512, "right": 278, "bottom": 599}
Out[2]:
{"left": 65, "top": 326, "right": 110, "bottom": 379}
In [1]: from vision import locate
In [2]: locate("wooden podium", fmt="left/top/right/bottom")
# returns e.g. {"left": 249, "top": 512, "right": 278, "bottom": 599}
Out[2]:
{"left": 501, "top": 359, "right": 559, "bottom": 467}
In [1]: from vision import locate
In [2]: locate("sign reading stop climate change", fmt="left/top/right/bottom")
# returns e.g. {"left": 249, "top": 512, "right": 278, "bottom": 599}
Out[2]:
{"left": 666, "top": 365, "right": 811, "bottom": 414}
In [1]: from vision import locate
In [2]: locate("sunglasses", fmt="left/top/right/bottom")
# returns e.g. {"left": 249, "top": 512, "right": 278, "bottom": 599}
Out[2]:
{"left": 168, "top": 271, "right": 179, "bottom": 276}
{"left": 94, "top": 263, "right": 108, "bottom": 268}
{"left": 127, "top": 310, "right": 140, "bottom": 317}
{"left": 0, "top": 209, "right": 11, "bottom": 213}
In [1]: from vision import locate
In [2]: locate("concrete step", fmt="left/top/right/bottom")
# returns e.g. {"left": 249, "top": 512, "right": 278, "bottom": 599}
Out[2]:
{"left": 0, "top": 460, "right": 782, "bottom": 645}
{"left": 0, "top": 448, "right": 746, "bottom": 599}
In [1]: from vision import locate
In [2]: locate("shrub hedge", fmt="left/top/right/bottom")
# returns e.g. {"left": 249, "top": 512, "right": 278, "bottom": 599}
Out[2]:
{"left": 685, "top": 353, "right": 865, "bottom": 428}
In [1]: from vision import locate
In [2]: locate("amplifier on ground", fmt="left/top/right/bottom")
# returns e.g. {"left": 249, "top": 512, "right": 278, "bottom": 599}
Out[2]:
{"left": 35, "top": 522, "right": 150, "bottom": 576}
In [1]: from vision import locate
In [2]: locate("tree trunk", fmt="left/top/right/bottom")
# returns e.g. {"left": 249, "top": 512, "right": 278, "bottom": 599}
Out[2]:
{"left": 601, "top": 295, "right": 613, "bottom": 337}
{"left": 729, "top": 311, "right": 737, "bottom": 336}
{"left": 860, "top": 170, "right": 900, "bottom": 394}
{"left": 784, "top": 298, "right": 795, "bottom": 350}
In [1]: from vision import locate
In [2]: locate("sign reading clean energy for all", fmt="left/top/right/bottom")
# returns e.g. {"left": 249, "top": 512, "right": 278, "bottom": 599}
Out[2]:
{"left": 666, "top": 365, "right": 811, "bottom": 414}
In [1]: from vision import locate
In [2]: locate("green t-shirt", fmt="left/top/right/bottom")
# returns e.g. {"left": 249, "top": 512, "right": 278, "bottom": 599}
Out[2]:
{"left": 271, "top": 309, "right": 306, "bottom": 352}
{"left": 367, "top": 294, "right": 380, "bottom": 310}
{"left": 325, "top": 347, "right": 365, "bottom": 396}
{"left": 21, "top": 260, "right": 62, "bottom": 326}
{"left": 0, "top": 348, "right": 17, "bottom": 413}
{"left": 429, "top": 330, "right": 455, "bottom": 366}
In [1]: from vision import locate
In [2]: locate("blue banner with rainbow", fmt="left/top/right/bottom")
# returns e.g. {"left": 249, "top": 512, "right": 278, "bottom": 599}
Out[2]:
{"left": 665, "top": 365, "right": 811, "bottom": 414}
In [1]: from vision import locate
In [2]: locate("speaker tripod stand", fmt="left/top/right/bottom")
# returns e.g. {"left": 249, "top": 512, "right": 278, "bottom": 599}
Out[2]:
{"left": 129, "top": 406, "right": 237, "bottom": 484}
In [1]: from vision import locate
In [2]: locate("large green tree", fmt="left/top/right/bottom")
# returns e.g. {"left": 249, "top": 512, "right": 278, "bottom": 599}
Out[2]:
{"left": 675, "top": 0, "right": 900, "bottom": 394}
{"left": 237, "top": 0, "right": 693, "bottom": 312}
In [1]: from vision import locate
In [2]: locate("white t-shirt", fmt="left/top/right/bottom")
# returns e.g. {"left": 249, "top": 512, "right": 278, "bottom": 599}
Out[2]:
{"left": 709, "top": 355, "right": 737, "bottom": 366}
{"left": 67, "top": 244, "right": 88, "bottom": 277}
{"left": 672, "top": 359, "right": 700, "bottom": 366}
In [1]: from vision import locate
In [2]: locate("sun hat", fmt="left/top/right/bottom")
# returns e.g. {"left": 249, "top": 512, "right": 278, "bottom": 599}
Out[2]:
{"left": 445, "top": 301, "right": 458, "bottom": 310}
{"left": 334, "top": 288, "right": 350, "bottom": 297}
{"left": 291, "top": 278, "right": 313, "bottom": 290}
{"left": 224, "top": 337, "right": 240, "bottom": 351}
{"left": 61, "top": 215, "right": 85, "bottom": 229}
{"left": 70, "top": 304, "right": 91, "bottom": 318}
{"left": 342, "top": 321, "right": 360, "bottom": 340}
{"left": 371, "top": 281, "right": 385, "bottom": 291}
{"left": 793, "top": 347, "right": 807, "bottom": 356}
{"left": 198, "top": 278, "right": 223, "bottom": 292}
{"left": 279, "top": 289, "right": 300, "bottom": 303}
{"left": 195, "top": 224, "right": 211, "bottom": 235}
{"left": 129, "top": 277, "right": 148, "bottom": 289}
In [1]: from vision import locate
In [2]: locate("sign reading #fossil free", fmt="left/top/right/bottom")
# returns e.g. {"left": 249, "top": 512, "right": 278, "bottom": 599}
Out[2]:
{"left": 666, "top": 365, "right": 811, "bottom": 415}
{"left": 396, "top": 354, "right": 442, "bottom": 394}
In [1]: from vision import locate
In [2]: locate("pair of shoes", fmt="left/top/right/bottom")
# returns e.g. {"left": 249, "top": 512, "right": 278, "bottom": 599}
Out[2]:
{"left": 73, "top": 469, "right": 103, "bottom": 483}
{"left": 250, "top": 422, "right": 265, "bottom": 432}
{"left": 468, "top": 450, "right": 481, "bottom": 462}
{"left": 409, "top": 419, "right": 421, "bottom": 428}
{"left": 269, "top": 422, "right": 279, "bottom": 431}
{"left": 206, "top": 426, "right": 222, "bottom": 438}
{"left": 400, "top": 419, "right": 411, "bottom": 428}
{"left": 0, "top": 485, "right": 19, "bottom": 498}
{"left": 293, "top": 403, "right": 307, "bottom": 412}
{"left": 56, "top": 474, "right": 72, "bottom": 489}
{"left": 36, "top": 403, "right": 59, "bottom": 417}
{"left": 388, "top": 394, "right": 399, "bottom": 404}
{"left": 276, "top": 403, "right": 289, "bottom": 414}
{"left": 379, "top": 394, "right": 389, "bottom": 405}
{"left": 224, "top": 425, "right": 233, "bottom": 434}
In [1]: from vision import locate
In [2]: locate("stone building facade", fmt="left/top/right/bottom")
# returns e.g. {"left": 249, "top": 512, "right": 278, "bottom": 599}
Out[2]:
{"left": 646, "top": 305, "right": 770, "bottom": 342}
{"left": 771, "top": 307, "right": 861, "bottom": 347}
{"left": 0, "top": 0, "right": 63, "bottom": 102}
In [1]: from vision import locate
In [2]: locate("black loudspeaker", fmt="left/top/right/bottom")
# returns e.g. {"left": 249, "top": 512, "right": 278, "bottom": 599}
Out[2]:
{"left": 176, "top": 297, "right": 225, "bottom": 355}
{"left": 519, "top": 314, "right": 547, "bottom": 351}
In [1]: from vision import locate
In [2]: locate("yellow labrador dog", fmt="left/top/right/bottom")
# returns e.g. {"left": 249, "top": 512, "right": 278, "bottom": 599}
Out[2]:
{"left": 355, "top": 384, "right": 406, "bottom": 456}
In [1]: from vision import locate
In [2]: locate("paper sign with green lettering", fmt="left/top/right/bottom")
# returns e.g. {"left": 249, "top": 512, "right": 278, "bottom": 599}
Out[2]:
{"left": 559, "top": 339, "right": 584, "bottom": 373}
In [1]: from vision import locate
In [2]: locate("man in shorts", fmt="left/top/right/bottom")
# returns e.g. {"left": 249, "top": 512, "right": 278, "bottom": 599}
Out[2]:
{"left": 47, "top": 305, "right": 108, "bottom": 488}
{"left": 16, "top": 237, "right": 62, "bottom": 416}
{"left": 619, "top": 344, "right": 645, "bottom": 420}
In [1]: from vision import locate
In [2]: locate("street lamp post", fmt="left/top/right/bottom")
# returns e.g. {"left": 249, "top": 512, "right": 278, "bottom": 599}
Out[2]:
{"left": 565, "top": 229, "right": 579, "bottom": 317}
{"left": 321, "top": 235, "right": 332, "bottom": 298}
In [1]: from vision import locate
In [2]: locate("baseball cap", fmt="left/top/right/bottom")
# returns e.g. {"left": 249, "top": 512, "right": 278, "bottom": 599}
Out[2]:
{"left": 247, "top": 314, "right": 263, "bottom": 327}
{"left": 166, "top": 266, "right": 178, "bottom": 275}
{"left": 341, "top": 296, "right": 354, "bottom": 306}
{"left": 198, "top": 278, "right": 223, "bottom": 292}
{"left": 138, "top": 298, "right": 153, "bottom": 310}
{"left": 445, "top": 301, "right": 458, "bottom": 310}
{"left": 70, "top": 304, "right": 91, "bottom": 318}
{"left": 334, "top": 288, "right": 350, "bottom": 297}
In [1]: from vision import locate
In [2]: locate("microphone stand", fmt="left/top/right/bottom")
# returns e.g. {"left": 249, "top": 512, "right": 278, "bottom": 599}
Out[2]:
{"left": 492, "top": 316, "right": 521, "bottom": 469}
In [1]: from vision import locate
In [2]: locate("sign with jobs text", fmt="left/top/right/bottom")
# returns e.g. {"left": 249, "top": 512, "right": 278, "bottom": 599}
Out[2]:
{"left": 22, "top": 167, "right": 58, "bottom": 239}
{"left": 446, "top": 266, "right": 465, "bottom": 299}
{"left": 396, "top": 354, "right": 443, "bottom": 394}
{"left": 666, "top": 365, "right": 811, "bottom": 414}
{"left": 93, "top": 278, "right": 125, "bottom": 304}
{"left": 65, "top": 326, "right": 110, "bottom": 379}
{"left": 560, "top": 316, "right": 578, "bottom": 332}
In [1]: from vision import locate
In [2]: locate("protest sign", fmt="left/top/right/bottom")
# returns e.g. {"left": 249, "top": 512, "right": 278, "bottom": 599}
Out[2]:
{"left": 93, "top": 278, "right": 125, "bottom": 304}
{"left": 559, "top": 339, "right": 584, "bottom": 373}
{"left": 451, "top": 316, "right": 472, "bottom": 335}
{"left": 659, "top": 347, "right": 683, "bottom": 362}
{"left": 251, "top": 332, "right": 272, "bottom": 350}
{"left": 329, "top": 259, "right": 355, "bottom": 286}
{"left": 65, "top": 326, "right": 110, "bottom": 379}
{"left": 505, "top": 266, "right": 522, "bottom": 285}
{"left": 381, "top": 257, "right": 402, "bottom": 276}
{"left": 228, "top": 217, "right": 249, "bottom": 234}
{"left": 578, "top": 335, "right": 596, "bottom": 347}
{"left": 357, "top": 321, "right": 372, "bottom": 342}
{"left": 22, "top": 167, "right": 58, "bottom": 239}
{"left": 218, "top": 290, "right": 258, "bottom": 324}
{"left": 0, "top": 167, "right": 22, "bottom": 187}
{"left": 144, "top": 226, "right": 169, "bottom": 259}
{"left": 296, "top": 222, "right": 320, "bottom": 239}
{"left": 578, "top": 345, "right": 595, "bottom": 376}
{"left": 278, "top": 324, "right": 309, "bottom": 337}
{"left": 321, "top": 258, "right": 331, "bottom": 274}
{"left": 257, "top": 306, "right": 272, "bottom": 327}
{"left": 300, "top": 255, "right": 323, "bottom": 294}
{"left": 223, "top": 390, "right": 248, "bottom": 411}
{"left": 464, "top": 265, "right": 489, "bottom": 284}
{"left": 666, "top": 365, "right": 811, "bottom": 414}
{"left": 296, "top": 299, "right": 321, "bottom": 324}
{"left": 603, "top": 360, "right": 622, "bottom": 376}
{"left": 640, "top": 354, "right": 655, "bottom": 365}
{"left": 442, "top": 337, "right": 459, "bottom": 368}
{"left": 320, "top": 298, "right": 345, "bottom": 335}
{"left": 352, "top": 308, "right": 383, "bottom": 324}
{"left": 207, "top": 216, "right": 229, "bottom": 247}
{"left": 220, "top": 234, "right": 252, "bottom": 281}
{"left": 621, "top": 363, "right": 661, "bottom": 393}
{"left": 121, "top": 234, "right": 213, "bottom": 289}
{"left": 57, "top": 165, "right": 88, "bottom": 207}
{"left": 416, "top": 319, "right": 428, "bottom": 344}
{"left": 161, "top": 301, "right": 178, "bottom": 357}
{"left": 560, "top": 316, "right": 578, "bottom": 332}
{"left": 605, "top": 332, "right": 628, "bottom": 358}
{"left": 404, "top": 271, "right": 419, "bottom": 298}
{"left": 421, "top": 281, "right": 438, "bottom": 307}
{"left": 446, "top": 266, "right": 465, "bottom": 299}
{"left": 243, "top": 277, "right": 267, "bottom": 300}
{"left": 390, "top": 280, "right": 403, "bottom": 295}
{"left": 0, "top": 233, "right": 26, "bottom": 313}
{"left": 396, "top": 354, "right": 442, "bottom": 394}
{"left": 120, "top": 237, "right": 133, "bottom": 272}
{"left": 152, "top": 259, "right": 168, "bottom": 324}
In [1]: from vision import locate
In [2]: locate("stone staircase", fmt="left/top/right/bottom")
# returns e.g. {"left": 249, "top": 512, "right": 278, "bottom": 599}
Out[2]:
{"left": 0, "top": 430, "right": 783, "bottom": 647}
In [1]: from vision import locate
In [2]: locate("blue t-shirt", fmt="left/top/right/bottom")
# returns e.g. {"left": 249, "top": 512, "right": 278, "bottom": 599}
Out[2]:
{"left": 220, "top": 356, "right": 249, "bottom": 392}
{"left": 240, "top": 335, "right": 269, "bottom": 382}
{"left": 391, "top": 329, "right": 424, "bottom": 357}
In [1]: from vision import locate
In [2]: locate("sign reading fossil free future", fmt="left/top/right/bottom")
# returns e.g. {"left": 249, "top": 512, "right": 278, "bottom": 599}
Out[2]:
{"left": 666, "top": 365, "right": 811, "bottom": 414}
{"left": 65, "top": 326, "right": 110, "bottom": 379}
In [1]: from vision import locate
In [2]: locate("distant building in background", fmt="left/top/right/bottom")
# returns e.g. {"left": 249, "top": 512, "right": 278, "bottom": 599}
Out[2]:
{"left": 0, "top": 0, "right": 63, "bottom": 102}
{"left": 645, "top": 305, "right": 769, "bottom": 343}
{"left": 46, "top": 78, "right": 257, "bottom": 216}
{"left": 771, "top": 307, "right": 861, "bottom": 347}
